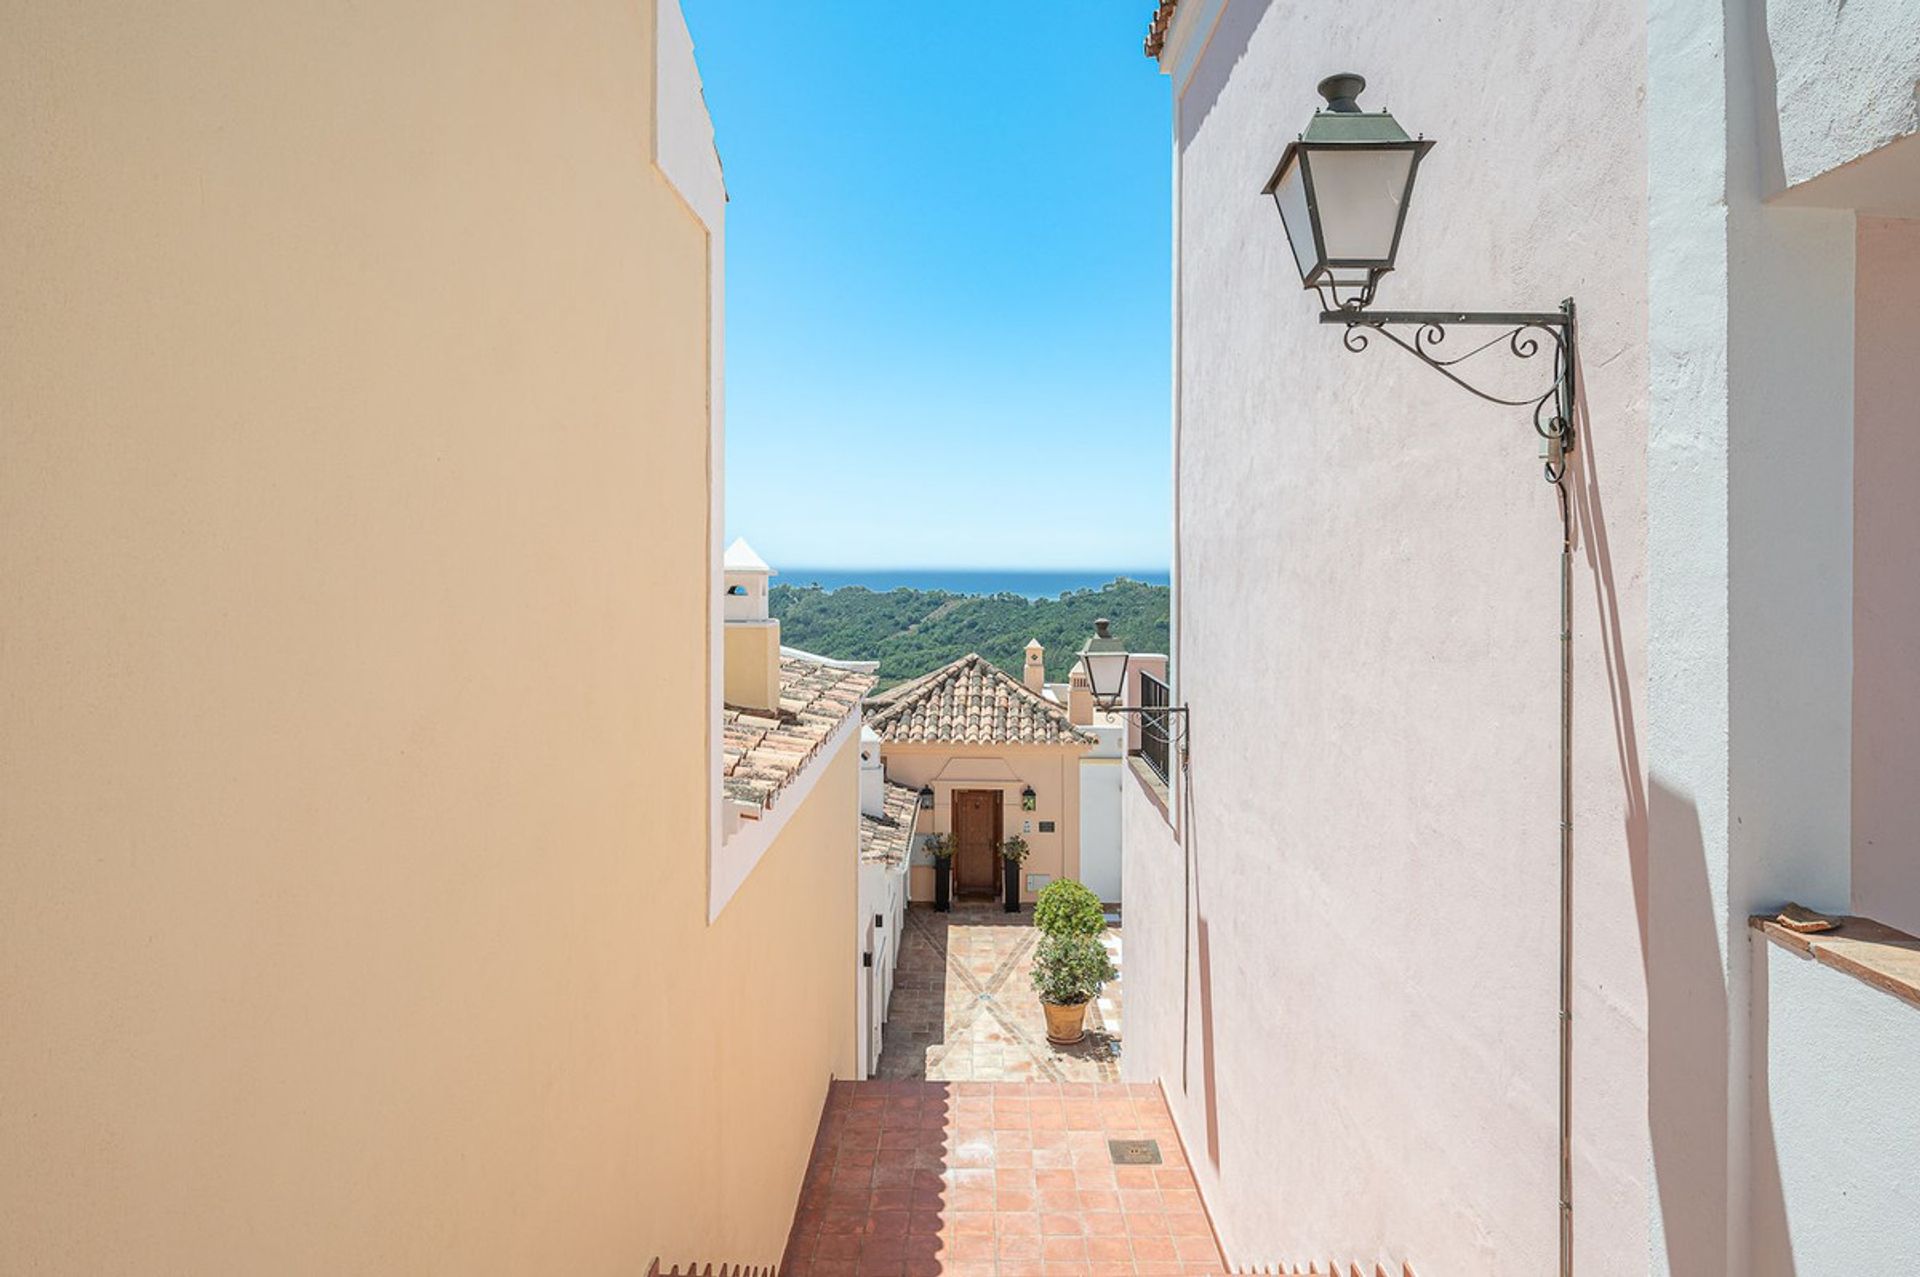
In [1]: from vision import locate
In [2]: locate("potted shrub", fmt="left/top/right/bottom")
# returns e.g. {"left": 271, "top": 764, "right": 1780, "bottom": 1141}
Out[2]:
{"left": 1030, "top": 933, "right": 1118, "bottom": 1044}
{"left": 1000, "top": 834, "right": 1030, "bottom": 913}
{"left": 923, "top": 833, "right": 955, "bottom": 912}
{"left": 1033, "top": 878, "right": 1106, "bottom": 938}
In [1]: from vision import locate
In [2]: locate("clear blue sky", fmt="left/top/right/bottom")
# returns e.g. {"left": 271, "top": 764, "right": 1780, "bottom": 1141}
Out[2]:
{"left": 684, "top": 1, "right": 1171, "bottom": 570}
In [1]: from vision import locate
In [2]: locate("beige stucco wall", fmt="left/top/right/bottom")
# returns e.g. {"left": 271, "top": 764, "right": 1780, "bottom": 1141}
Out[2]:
{"left": 882, "top": 743, "right": 1086, "bottom": 902}
{"left": 0, "top": 2, "right": 851, "bottom": 1270}
{"left": 724, "top": 620, "right": 782, "bottom": 713}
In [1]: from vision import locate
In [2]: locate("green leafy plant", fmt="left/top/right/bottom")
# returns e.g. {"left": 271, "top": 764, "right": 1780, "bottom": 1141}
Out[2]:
{"left": 1030, "top": 934, "right": 1118, "bottom": 1007}
{"left": 922, "top": 833, "right": 954, "bottom": 861}
{"left": 1000, "top": 834, "right": 1031, "bottom": 864}
{"left": 1033, "top": 878, "right": 1105, "bottom": 937}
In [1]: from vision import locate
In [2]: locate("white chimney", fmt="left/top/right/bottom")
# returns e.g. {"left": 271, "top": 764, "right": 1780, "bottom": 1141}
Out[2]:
{"left": 1023, "top": 638, "right": 1046, "bottom": 694}
{"left": 858, "top": 726, "right": 885, "bottom": 817}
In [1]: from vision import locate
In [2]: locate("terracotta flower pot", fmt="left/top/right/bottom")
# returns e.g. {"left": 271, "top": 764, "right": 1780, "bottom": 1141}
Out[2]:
{"left": 1042, "top": 999, "right": 1089, "bottom": 1045}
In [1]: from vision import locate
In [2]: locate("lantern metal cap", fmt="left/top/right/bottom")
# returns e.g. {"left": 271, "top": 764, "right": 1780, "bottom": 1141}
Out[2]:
{"left": 1316, "top": 73, "right": 1366, "bottom": 112}
{"left": 1261, "top": 75, "right": 1424, "bottom": 196}
{"left": 1079, "top": 618, "right": 1125, "bottom": 656}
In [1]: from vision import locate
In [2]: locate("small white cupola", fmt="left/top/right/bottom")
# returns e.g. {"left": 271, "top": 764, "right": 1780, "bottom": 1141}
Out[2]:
{"left": 724, "top": 537, "right": 775, "bottom": 623}
{"left": 1023, "top": 638, "right": 1046, "bottom": 694}
{"left": 722, "top": 536, "right": 781, "bottom": 712}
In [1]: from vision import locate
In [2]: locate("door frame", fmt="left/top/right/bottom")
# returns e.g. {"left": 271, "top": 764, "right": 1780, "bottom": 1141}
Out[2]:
{"left": 951, "top": 788, "right": 1004, "bottom": 898}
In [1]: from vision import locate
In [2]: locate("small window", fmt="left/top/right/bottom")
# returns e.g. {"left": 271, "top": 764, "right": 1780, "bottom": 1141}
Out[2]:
{"left": 726, "top": 584, "right": 747, "bottom": 596}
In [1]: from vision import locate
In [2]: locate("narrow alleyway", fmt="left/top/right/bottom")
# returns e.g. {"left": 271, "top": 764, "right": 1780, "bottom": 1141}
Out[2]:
{"left": 780, "top": 1079, "right": 1225, "bottom": 1276}
{"left": 877, "top": 904, "right": 1124, "bottom": 1084}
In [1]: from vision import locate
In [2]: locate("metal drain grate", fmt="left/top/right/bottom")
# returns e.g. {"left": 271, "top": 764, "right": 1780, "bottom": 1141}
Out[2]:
{"left": 1107, "top": 1138, "right": 1163, "bottom": 1165}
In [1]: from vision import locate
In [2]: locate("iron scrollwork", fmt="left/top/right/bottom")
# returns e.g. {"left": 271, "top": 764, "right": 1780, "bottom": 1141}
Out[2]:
{"left": 1326, "top": 300, "right": 1578, "bottom": 486}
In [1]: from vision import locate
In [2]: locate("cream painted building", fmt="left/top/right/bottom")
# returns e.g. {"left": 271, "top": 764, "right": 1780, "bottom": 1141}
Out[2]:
{"left": 867, "top": 651, "right": 1097, "bottom": 905}
{"left": 2, "top": 2, "right": 862, "bottom": 1271}
{"left": 1126, "top": 0, "right": 1920, "bottom": 1274}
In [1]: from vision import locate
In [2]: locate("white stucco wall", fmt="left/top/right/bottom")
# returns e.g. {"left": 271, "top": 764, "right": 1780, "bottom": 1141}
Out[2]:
{"left": 1078, "top": 726, "right": 1125, "bottom": 904}
{"left": 1748, "top": 938, "right": 1920, "bottom": 1275}
{"left": 1648, "top": 0, "right": 1886, "bottom": 1269}
{"left": 856, "top": 853, "right": 908, "bottom": 1079}
{"left": 1147, "top": 1, "right": 1649, "bottom": 1270}
{"left": 1763, "top": 0, "right": 1920, "bottom": 189}
{"left": 652, "top": 0, "right": 731, "bottom": 930}
{"left": 1119, "top": 770, "right": 1181, "bottom": 1091}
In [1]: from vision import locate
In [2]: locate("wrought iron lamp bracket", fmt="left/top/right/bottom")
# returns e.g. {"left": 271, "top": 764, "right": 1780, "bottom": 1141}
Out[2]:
{"left": 1094, "top": 702, "right": 1193, "bottom": 764}
{"left": 1322, "top": 299, "right": 1578, "bottom": 485}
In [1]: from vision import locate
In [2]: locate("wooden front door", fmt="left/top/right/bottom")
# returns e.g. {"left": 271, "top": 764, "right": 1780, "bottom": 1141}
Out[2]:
{"left": 951, "top": 789, "right": 1002, "bottom": 897}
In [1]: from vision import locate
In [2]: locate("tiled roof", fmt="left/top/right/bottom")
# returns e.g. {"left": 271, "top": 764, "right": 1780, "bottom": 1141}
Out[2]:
{"left": 724, "top": 656, "right": 876, "bottom": 811}
{"left": 860, "top": 782, "right": 922, "bottom": 868}
{"left": 1144, "top": 0, "right": 1181, "bottom": 57}
{"left": 866, "top": 653, "right": 1096, "bottom": 747}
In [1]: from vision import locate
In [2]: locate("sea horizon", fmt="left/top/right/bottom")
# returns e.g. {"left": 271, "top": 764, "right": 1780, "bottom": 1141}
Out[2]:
{"left": 776, "top": 567, "right": 1170, "bottom": 600}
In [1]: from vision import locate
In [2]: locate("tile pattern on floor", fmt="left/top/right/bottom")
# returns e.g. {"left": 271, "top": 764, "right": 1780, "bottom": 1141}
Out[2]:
{"left": 782, "top": 1080, "right": 1225, "bottom": 1277}
{"left": 877, "top": 904, "right": 1122, "bottom": 1084}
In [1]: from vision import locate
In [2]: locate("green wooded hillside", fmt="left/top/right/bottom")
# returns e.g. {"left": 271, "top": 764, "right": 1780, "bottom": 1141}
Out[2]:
{"left": 770, "top": 578, "right": 1170, "bottom": 687}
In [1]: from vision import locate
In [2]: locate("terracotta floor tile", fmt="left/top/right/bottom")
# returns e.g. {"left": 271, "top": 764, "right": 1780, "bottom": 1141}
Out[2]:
{"left": 945, "top": 1235, "right": 996, "bottom": 1263}
{"left": 1128, "top": 1236, "right": 1179, "bottom": 1262}
{"left": 780, "top": 1068, "right": 1223, "bottom": 1276}
{"left": 1042, "top": 1236, "right": 1090, "bottom": 1263}
{"left": 876, "top": 904, "right": 1121, "bottom": 1084}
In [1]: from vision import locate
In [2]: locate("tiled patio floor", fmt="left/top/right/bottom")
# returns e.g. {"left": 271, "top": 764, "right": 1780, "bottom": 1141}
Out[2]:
{"left": 877, "top": 904, "right": 1123, "bottom": 1084}
{"left": 781, "top": 1080, "right": 1226, "bottom": 1276}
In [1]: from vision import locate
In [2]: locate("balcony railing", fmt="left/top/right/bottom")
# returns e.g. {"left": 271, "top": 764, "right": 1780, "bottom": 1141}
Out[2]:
{"left": 1136, "top": 671, "right": 1171, "bottom": 783}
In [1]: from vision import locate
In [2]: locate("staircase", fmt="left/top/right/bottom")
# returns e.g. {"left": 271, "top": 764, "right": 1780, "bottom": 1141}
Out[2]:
{"left": 647, "top": 1262, "right": 777, "bottom": 1277}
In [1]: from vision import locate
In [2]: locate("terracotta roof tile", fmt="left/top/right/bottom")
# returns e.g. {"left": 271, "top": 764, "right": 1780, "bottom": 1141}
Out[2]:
{"left": 723, "top": 655, "right": 876, "bottom": 811}
{"left": 1144, "top": 0, "right": 1181, "bottom": 57}
{"left": 866, "top": 653, "right": 1095, "bottom": 748}
{"left": 860, "top": 781, "right": 922, "bottom": 868}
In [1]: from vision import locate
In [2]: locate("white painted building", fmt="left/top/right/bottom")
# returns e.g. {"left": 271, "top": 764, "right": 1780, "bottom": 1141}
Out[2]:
{"left": 855, "top": 727, "right": 917, "bottom": 1079}
{"left": 1125, "top": 0, "right": 1920, "bottom": 1273}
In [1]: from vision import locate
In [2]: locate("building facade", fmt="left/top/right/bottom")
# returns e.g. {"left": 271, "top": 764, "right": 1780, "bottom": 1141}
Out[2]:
{"left": 868, "top": 651, "right": 1097, "bottom": 905}
{"left": 1, "top": 3, "right": 860, "bottom": 1271}
{"left": 1126, "top": 0, "right": 1920, "bottom": 1274}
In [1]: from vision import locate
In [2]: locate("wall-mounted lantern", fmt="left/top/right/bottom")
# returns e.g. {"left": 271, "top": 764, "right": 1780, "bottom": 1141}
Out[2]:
{"left": 1264, "top": 73, "right": 1579, "bottom": 1277}
{"left": 1075, "top": 619, "right": 1131, "bottom": 710}
{"left": 1021, "top": 786, "right": 1037, "bottom": 812}
{"left": 917, "top": 785, "right": 934, "bottom": 811}
{"left": 1262, "top": 72, "right": 1432, "bottom": 311}
{"left": 1075, "top": 619, "right": 1190, "bottom": 771}
{"left": 1263, "top": 73, "right": 1576, "bottom": 483}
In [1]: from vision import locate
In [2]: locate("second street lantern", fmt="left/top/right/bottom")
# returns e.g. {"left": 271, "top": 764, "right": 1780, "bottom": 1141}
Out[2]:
{"left": 1261, "top": 73, "right": 1433, "bottom": 310}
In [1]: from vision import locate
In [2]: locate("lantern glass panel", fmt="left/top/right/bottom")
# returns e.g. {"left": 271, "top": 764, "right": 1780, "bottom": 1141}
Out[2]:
{"left": 1305, "top": 146, "right": 1417, "bottom": 264}
{"left": 1081, "top": 650, "right": 1130, "bottom": 704}
{"left": 1269, "top": 154, "right": 1318, "bottom": 283}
